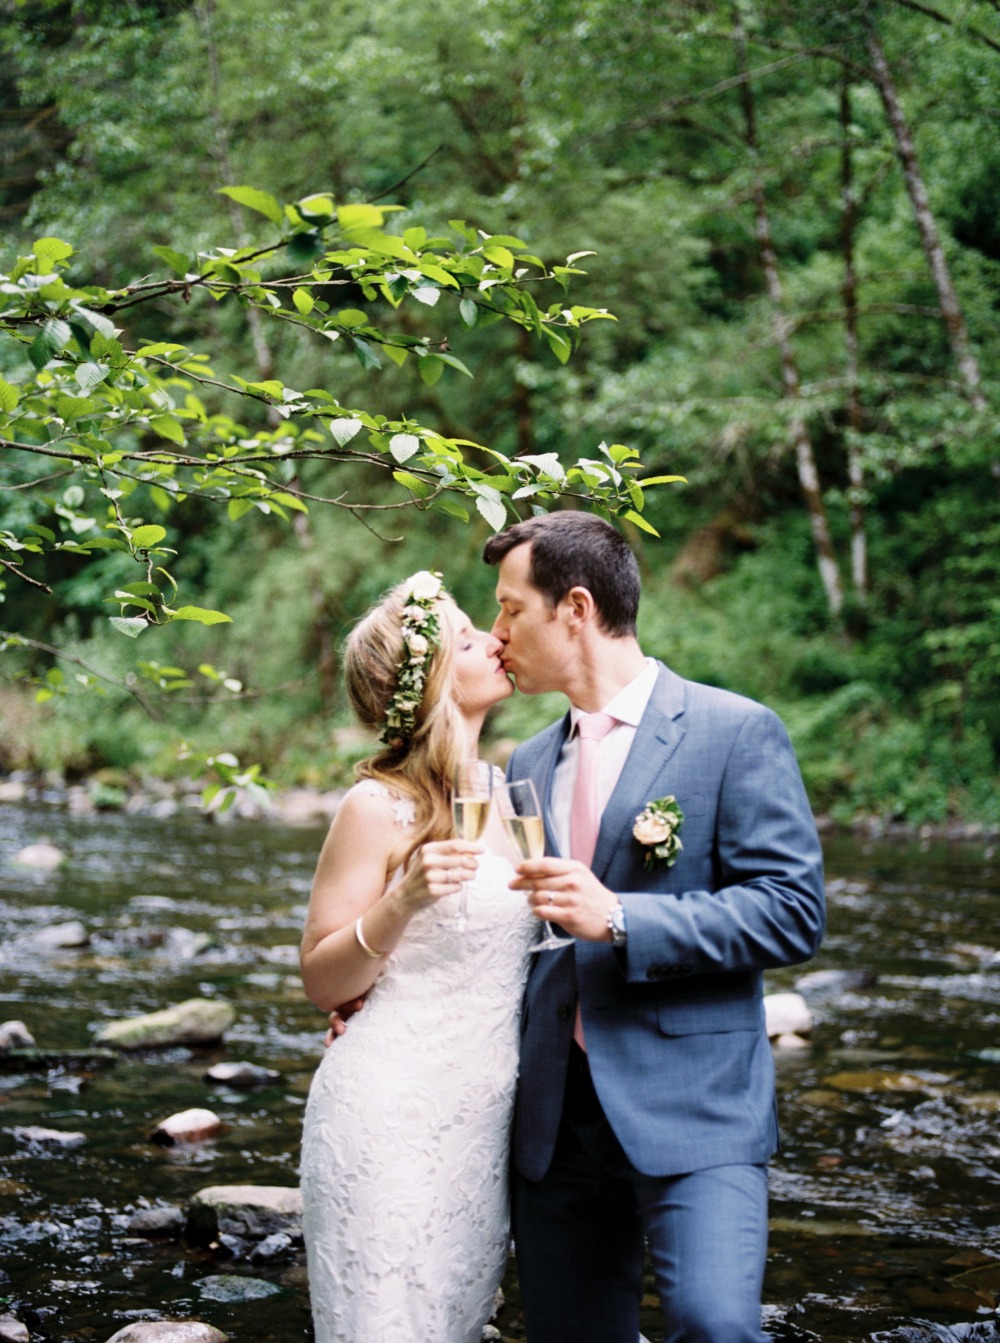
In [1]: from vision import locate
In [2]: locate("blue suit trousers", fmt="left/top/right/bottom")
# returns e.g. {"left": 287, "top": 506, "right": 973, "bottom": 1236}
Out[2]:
{"left": 512, "top": 1047, "right": 769, "bottom": 1343}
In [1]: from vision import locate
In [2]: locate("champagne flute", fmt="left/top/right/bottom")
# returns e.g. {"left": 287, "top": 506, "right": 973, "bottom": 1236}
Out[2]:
{"left": 496, "top": 778, "right": 573, "bottom": 952}
{"left": 450, "top": 760, "right": 494, "bottom": 930}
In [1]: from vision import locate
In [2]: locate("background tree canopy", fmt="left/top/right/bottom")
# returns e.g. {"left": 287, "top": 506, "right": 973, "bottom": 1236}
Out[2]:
{"left": 1, "top": 0, "right": 997, "bottom": 826}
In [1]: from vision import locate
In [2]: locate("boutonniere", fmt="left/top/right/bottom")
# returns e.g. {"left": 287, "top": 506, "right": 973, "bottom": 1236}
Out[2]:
{"left": 633, "top": 796, "right": 684, "bottom": 869}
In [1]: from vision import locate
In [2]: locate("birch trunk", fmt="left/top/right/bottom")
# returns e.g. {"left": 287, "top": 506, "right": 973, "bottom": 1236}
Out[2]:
{"left": 735, "top": 18, "right": 845, "bottom": 618}
{"left": 841, "top": 79, "right": 867, "bottom": 601}
{"left": 866, "top": 22, "right": 987, "bottom": 412}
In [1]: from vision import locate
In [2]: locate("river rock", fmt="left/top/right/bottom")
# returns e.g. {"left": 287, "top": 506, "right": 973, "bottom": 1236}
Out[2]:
{"left": 764, "top": 991, "right": 813, "bottom": 1039}
{"left": 203, "top": 1062, "right": 280, "bottom": 1089}
{"left": 103, "top": 1323, "right": 229, "bottom": 1343}
{"left": 95, "top": 998, "right": 236, "bottom": 1049}
{"left": 196, "top": 1274, "right": 282, "bottom": 1302}
{"left": 272, "top": 788, "right": 342, "bottom": 826}
{"left": 186, "top": 1185, "right": 302, "bottom": 1247}
{"left": 150, "top": 1108, "right": 224, "bottom": 1146}
{"left": 0, "top": 1315, "right": 29, "bottom": 1343}
{"left": 31, "top": 920, "right": 90, "bottom": 949}
{"left": 869, "top": 1321, "right": 1000, "bottom": 1342}
{"left": 796, "top": 968, "right": 878, "bottom": 995}
{"left": 11, "top": 842, "right": 65, "bottom": 869}
{"left": 0, "top": 779, "right": 28, "bottom": 803}
{"left": 127, "top": 1204, "right": 187, "bottom": 1237}
{"left": 7, "top": 1124, "right": 86, "bottom": 1150}
{"left": 0, "top": 1021, "right": 36, "bottom": 1053}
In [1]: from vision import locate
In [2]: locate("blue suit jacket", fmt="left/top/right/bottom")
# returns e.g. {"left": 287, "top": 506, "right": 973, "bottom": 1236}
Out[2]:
{"left": 507, "top": 663, "right": 825, "bottom": 1181}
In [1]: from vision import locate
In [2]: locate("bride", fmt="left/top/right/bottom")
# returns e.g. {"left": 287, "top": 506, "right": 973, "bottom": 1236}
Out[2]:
{"left": 299, "top": 571, "right": 536, "bottom": 1343}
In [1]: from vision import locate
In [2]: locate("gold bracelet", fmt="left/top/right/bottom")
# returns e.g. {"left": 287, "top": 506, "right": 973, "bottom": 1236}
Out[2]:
{"left": 355, "top": 915, "right": 386, "bottom": 959}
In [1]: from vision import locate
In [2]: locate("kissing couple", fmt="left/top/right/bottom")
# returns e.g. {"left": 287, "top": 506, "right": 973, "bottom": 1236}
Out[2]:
{"left": 299, "top": 511, "right": 825, "bottom": 1343}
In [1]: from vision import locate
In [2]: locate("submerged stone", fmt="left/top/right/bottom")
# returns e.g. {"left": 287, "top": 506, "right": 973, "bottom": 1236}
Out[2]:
{"left": 11, "top": 843, "right": 64, "bottom": 869}
{"left": 95, "top": 998, "right": 236, "bottom": 1049}
{"left": 7, "top": 1125, "right": 86, "bottom": 1151}
{"left": 195, "top": 1274, "right": 282, "bottom": 1303}
{"left": 203, "top": 1061, "right": 280, "bottom": 1089}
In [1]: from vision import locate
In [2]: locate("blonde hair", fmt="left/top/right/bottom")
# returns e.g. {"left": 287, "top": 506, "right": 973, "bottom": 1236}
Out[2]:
{"left": 344, "top": 583, "right": 464, "bottom": 863}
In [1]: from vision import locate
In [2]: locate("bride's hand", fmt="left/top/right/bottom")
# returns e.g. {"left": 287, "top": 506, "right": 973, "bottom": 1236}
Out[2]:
{"left": 397, "top": 839, "right": 482, "bottom": 911}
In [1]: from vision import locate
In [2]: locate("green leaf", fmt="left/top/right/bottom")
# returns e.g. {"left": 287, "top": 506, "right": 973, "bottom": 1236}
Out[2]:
{"left": 76, "top": 362, "right": 110, "bottom": 393}
{"left": 228, "top": 498, "right": 256, "bottom": 521}
{"left": 475, "top": 493, "right": 508, "bottom": 532}
{"left": 337, "top": 203, "right": 387, "bottom": 231}
{"left": 621, "top": 509, "right": 660, "bottom": 537}
{"left": 32, "top": 236, "right": 74, "bottom": 269}
{"left": 418, "top": 356, "right": 444, "bottom": 387}
{"left": 329, "top": 417, "right": 363, "bottom": 446}
{"left": 543, "top": 328, "right": 573, "bottom": 364}
{"left": 0, "top": 377, "right": 19, "bottom": 413}
{"left": 151, "top": 245, "right": 192, "bottom": 276}
{"left": 109, "top": 616, "right": 148, "bottom": 638}
{"left": 392, "top": 470, "right": 433, "bottom": 498}
{"left": 390, "top": 433, "right": 421, "bottom": 463}
{"left": 436, "top": 352, "right": 474, "bottom": 378}
{"left": 483, "top": 244, "right": 515, "bottom": 269}
{"left": 432, "top": 497, "right": 470, "bottom": 522}
{"left": 170, "top": 606, "right": 233, "bottom": 625}
{"left": 639, "top": 475, "right": 687, "bottom": 487}
{"left": 459, "top": 298, "right": 478, "bottom": 328}
{"left": 29, "top": 318, "right": 72, "bottom": 370}
{"left": 352, "top": 338, "right": 382, "bottom": 371}
{"left": 148, "top": 416, "right": 186, "bottom": 445}
{"left": 219, "top": 185, "right": 284, "bottom": 226}
{"left": 292, "top": 288, "right": 315, "bottom": 315}
{"left": 131, "top": 525, "right": 167, "bottom": 549}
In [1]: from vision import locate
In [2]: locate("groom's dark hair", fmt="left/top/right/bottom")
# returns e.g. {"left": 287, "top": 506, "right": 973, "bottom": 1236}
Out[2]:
{"left": 483, "top": 513, "right": 640, "bottom": 638}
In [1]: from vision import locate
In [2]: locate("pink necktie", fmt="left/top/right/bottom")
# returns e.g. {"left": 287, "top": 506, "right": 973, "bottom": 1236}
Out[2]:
{"left": 569, "top": 711, "right": 617, "bottom": 1050}
{"left": 570, "top": 711, "right": 617, "bottom": 868}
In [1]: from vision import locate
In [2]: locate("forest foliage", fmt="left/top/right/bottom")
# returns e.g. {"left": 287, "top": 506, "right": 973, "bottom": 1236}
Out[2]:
{"left": 1, "top": 0, "right": 998, "bottom": 826}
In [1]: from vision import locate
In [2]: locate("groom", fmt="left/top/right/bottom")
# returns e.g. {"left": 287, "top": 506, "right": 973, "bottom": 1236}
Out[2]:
{"left": 483, "top": 512, "right": 825, "bottom": 1343}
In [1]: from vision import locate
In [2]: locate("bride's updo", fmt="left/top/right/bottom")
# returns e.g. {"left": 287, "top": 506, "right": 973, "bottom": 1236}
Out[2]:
{"left": 343, "top": 579, "right": 464, "bottom": 859}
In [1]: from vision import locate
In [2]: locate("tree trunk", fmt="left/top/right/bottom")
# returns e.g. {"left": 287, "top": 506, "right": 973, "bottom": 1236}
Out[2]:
{"left": 866, "top": 21, "right": 987, "bottom": 412}
{"left": 840, "top": 78, "right": 867, "bottom": 602}
{"left": 734, "top": 17, "right": 845, "bottom": 619}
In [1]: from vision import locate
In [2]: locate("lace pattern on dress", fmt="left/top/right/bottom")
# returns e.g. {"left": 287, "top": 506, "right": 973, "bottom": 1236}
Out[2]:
{"left": 355, "top": 778, "right": 417, "bottom": 829}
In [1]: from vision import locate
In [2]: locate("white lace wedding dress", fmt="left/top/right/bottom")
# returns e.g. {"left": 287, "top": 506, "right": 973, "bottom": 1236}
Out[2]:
{"left": 300, "top": 781, "right": 537, "bottom": 1343}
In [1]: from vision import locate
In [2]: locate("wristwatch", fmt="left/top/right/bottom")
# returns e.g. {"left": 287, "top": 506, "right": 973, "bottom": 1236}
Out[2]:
{"left": 606, "top": 901, "right": 627, "bottom": 948}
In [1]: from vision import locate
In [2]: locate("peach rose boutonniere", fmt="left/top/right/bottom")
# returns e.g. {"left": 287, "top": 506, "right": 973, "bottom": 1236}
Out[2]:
{"left": 633, "top": 795, "right": 684, "bottom": 870}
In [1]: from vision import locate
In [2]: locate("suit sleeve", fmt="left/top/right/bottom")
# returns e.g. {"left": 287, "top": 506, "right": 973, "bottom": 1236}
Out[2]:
{"left": 617, "top": 707, "right": 825, "bottom": 985}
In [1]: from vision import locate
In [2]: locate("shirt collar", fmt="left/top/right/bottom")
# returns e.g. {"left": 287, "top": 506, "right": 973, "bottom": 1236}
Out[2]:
{"left": 568, "top": 657, "right": 658, "bottom": 734}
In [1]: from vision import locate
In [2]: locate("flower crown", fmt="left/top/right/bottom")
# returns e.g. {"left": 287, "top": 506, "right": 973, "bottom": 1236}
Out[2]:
{"left": 380, "top": 570, "right": 448, "bottom": 748}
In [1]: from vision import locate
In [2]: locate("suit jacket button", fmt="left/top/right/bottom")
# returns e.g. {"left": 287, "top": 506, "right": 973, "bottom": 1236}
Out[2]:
{"left": 557, "top": 1005, "right": 572, "bottom": 1021}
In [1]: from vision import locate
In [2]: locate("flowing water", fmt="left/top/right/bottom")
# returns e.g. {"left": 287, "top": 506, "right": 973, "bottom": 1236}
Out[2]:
{"left": 1, "top": 800, "right": 998, "bottom": 1341}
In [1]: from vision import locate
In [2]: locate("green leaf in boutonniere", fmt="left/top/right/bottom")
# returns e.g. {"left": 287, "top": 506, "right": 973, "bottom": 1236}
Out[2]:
{"left": 633, "top": 795, "right": 684, "bottom": 870}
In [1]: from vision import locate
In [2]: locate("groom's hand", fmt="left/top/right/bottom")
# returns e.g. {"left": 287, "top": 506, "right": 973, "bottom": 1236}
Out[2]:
{"left": 510, "top": 858, "right": 617, "bottom": 942}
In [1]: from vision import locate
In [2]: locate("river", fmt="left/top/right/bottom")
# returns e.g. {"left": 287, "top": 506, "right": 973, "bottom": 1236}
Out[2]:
{"left": 1, "top": 801, "right": 999, "bottom": 1340}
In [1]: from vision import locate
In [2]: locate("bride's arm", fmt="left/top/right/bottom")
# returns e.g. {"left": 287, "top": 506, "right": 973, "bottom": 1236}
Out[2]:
{"left": 300, "top": 787, "right": 480, "bottom": 1013}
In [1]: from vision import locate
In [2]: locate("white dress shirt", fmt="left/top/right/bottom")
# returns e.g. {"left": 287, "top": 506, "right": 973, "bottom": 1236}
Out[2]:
{"left": 550, "top": 658, "right": 659, "bottom": 858}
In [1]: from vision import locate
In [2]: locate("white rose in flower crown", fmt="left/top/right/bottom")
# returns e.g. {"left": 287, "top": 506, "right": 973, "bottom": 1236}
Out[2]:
{"left": 406, "top": 571, "right": 443, "bottom": 602}
{"left": 407, "top": 632, "right": 429, "bottom": 659}
{"left": 633, "top": 813, "right": 674, "bottom": 846}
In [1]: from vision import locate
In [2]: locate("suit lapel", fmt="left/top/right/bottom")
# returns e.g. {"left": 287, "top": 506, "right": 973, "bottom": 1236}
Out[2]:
{"left": 591, "top": 664, "right": 687, "bottom": 881}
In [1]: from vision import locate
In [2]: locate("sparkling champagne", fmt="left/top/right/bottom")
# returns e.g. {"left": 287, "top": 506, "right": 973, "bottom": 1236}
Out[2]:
{"left": 453, "top": 797, "right": 490, "bottom": 841}
{"left": 502, "top": 814, "right": 545, "bottom": 860}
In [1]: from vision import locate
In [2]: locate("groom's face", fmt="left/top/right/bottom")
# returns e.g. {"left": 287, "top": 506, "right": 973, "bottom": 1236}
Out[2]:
{"left": 491, "top": 542, "right": 569, "bottom": 696}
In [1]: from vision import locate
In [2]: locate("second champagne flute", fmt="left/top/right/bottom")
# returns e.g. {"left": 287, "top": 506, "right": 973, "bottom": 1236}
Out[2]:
{"left": 450, "top": 760, "right": 493, "bottom": 930}
{"left": 496, "top": 778, "right": 573, "bottom": 952}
